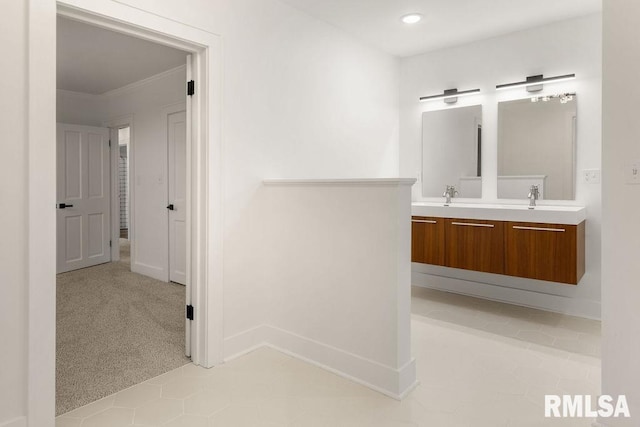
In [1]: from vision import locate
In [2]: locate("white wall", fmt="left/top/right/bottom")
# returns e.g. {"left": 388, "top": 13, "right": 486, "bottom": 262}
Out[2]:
{"left": 602, "top": 3, "right": 640, "bottom": 424}
{"left": 265, "top": 182, "right": 410, "bottom": 367}
{"left": 103, "top": 68, "right": 186, "bottom": 280}
{"left": 57, "top": 90, "right": 104, "bottom": 126}
{"left": 224, "top": 180, "right": 416, "bottom": 397}
{"left": 400, "top": 14, "right": 602, "bottom": 319}
{"left": 0, "top": 2, "right": 27, "bottom": 425}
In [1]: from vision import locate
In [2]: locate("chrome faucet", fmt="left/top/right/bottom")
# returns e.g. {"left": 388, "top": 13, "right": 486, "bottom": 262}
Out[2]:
{"left": 443, "top": 185, "right": 458, "bottom": 206}
{"left": 528, "top": 185, "right": 540, "bottom": 209}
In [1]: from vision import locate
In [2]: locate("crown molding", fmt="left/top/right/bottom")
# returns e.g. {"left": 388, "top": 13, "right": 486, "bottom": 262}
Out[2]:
{"left": 101, "top": 64, "right": 186, "bottom": 98}
{"left": 56, "top": 88, "right": 101, "bottom": 100}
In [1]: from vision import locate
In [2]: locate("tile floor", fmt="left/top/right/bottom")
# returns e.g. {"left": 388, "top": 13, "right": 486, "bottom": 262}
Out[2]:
{"left": 56, "top": 287, "right": 601, "bottom": 426}
{"left": 411, "top": 287, "right": 601, "bottom": 359}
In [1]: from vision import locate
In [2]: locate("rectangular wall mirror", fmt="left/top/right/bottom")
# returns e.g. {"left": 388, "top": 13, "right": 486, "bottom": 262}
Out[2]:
{"left": 422, "top": 105, "right": 482, "bottom": 198}
{"left": 497, "top": 95, "right": 577, "bottom": 200}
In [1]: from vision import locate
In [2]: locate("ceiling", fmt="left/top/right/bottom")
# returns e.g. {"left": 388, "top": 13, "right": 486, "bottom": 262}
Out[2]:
{"left": 279, "top": 0, "right": 602, "bottom": 57}
{"left": 57, "top": 17, "right": 188, "bottom": 94}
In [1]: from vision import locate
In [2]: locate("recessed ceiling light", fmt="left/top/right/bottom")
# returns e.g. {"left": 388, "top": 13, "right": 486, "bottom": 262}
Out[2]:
{"left": 401, "top": 13, "right": 422, "bottom": 24}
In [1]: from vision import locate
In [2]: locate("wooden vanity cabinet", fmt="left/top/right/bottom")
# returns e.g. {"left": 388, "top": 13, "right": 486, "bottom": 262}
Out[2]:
{"left": 411, "top": 216, "right": 445, "bottom": 266}
{"left": 444, "top": 219, "right": 505, "bottom": 274}
{"left": 504, "top": 221, "right": 585, "bottom": 285}
{"left": 411, "top": 216, "right": 585, "bottom": 285}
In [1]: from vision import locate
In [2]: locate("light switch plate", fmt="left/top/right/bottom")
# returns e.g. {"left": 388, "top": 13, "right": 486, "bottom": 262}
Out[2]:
{"left": 582, "top": 169, "right": 601, "bottom": 184}
{"left": 625, "top": 161, "right": 640, "bottom": 184}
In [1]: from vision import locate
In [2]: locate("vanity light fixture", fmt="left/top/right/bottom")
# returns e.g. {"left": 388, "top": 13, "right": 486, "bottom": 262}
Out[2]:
{"left": 401, "top": 13, "right": 422, "bottom": 24}
{"left": 419, "top": 88, "right": 481, "bottom": 104}
{"left": 496, "top": 73, "right": 576, "bottom": 93}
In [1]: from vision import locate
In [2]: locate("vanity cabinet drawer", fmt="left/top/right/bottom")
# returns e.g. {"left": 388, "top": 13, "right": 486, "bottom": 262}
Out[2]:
{"left": 504, "top": 221, "right": 585, "bottom": 285}
{"left": 411, "top": 216, "right": 445, "bottom": 266}
{"left": 444, "top": 219, "right": 505, "bottom": 274}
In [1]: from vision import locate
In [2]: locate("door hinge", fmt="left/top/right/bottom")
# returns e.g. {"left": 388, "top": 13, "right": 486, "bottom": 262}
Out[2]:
{"left": 187, "top": 80, "right": 195, "bottom": 96}
{"left": 109, "top": 139, "right": 111, "bottom": 148}
{"left": 110, "top": 240, "right": 112, "bottom": 248}
{"left": 186, "top": 305, "right": 194, "bottom": 320}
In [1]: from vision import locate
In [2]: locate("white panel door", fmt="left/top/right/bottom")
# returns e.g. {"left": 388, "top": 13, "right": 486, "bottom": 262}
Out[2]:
{"left": 168, "top": 111, "right": 187, "bottom": 285}
{"left": 57, "top": 124, "right": 111, "bottom": 273}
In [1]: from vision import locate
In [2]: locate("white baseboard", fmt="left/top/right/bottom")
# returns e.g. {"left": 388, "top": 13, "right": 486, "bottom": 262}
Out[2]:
{"left": 223, "top": 324, "right": 417, "bottom": 400}
{"left": 0, "top": 417, "right": 27, "bottom": 427}
{"left": 223, "top": 325, "right": 269, "bottom": 362}
{"left": 131, "top": 261, "right": 167, "bottom": 282}
{"left": 413, "top": 271, "right": 601, "bottom": 320}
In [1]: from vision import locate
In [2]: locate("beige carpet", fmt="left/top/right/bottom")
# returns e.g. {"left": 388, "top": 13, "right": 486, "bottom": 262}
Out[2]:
{"left": 56, "top": 240, "right": 189, "bottom": 415}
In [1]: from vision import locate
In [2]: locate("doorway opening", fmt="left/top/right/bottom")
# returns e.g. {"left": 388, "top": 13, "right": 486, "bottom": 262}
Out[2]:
{"left": 28, "top": 3, "right": 223, "bottom": 423}
{"left": 55, "top": 15, "right": 192, "bottom": 416}
{"left": 118, "top": 127, "right": 130, "bottom": 241}
{"left": 118, "top": 126, "right": 131, "bottom": 270}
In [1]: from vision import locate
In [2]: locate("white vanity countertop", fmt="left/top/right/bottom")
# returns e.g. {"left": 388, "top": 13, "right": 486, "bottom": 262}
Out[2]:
{"left": 412, "top": 202, "right": 586, "bottom": 225}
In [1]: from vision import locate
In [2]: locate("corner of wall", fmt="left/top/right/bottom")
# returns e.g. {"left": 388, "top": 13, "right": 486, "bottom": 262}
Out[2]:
{"left": 0, "top": 416, "right": 27, "bottom": 427}
{"left": 223, "top": 324, "right": 418, "bottom": 399}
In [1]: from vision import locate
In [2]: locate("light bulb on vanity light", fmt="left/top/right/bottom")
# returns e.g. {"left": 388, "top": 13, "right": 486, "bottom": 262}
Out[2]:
{"left": 530, "top": 93, "right": 575, "bottom": 103}
{"left": 401, "top": 13, "right": 422, "bottom": 24}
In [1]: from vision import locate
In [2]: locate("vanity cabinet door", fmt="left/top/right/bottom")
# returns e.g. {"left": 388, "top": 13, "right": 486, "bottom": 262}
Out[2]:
{"left": 445, "top": 219, "right": 504, "bottom": 274}
{"left": 505, "top": 221, "right": 585, "bottom": 285}
{"left": 411, "top": 216, "right": 445, "bottom": 266}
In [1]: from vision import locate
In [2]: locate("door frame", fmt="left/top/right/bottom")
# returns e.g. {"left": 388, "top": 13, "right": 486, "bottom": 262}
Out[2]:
{"left": 28, "top": 1, "right": 224, "bottom": 425}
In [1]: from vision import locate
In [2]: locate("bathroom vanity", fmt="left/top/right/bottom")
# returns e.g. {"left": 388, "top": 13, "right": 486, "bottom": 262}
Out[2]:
{"left": 411, "top": 203, "right": 585, "bottom": 285}
{"left": 414, "top": 88, "right": 587, "bottom": 286}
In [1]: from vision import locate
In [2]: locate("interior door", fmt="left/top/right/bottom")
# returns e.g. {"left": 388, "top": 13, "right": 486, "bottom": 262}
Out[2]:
{"left": 57, "top": 124, "right": 111, "bottom": 273}
{"left": 168, "top": 111, "right": 187, "bottom": 285}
